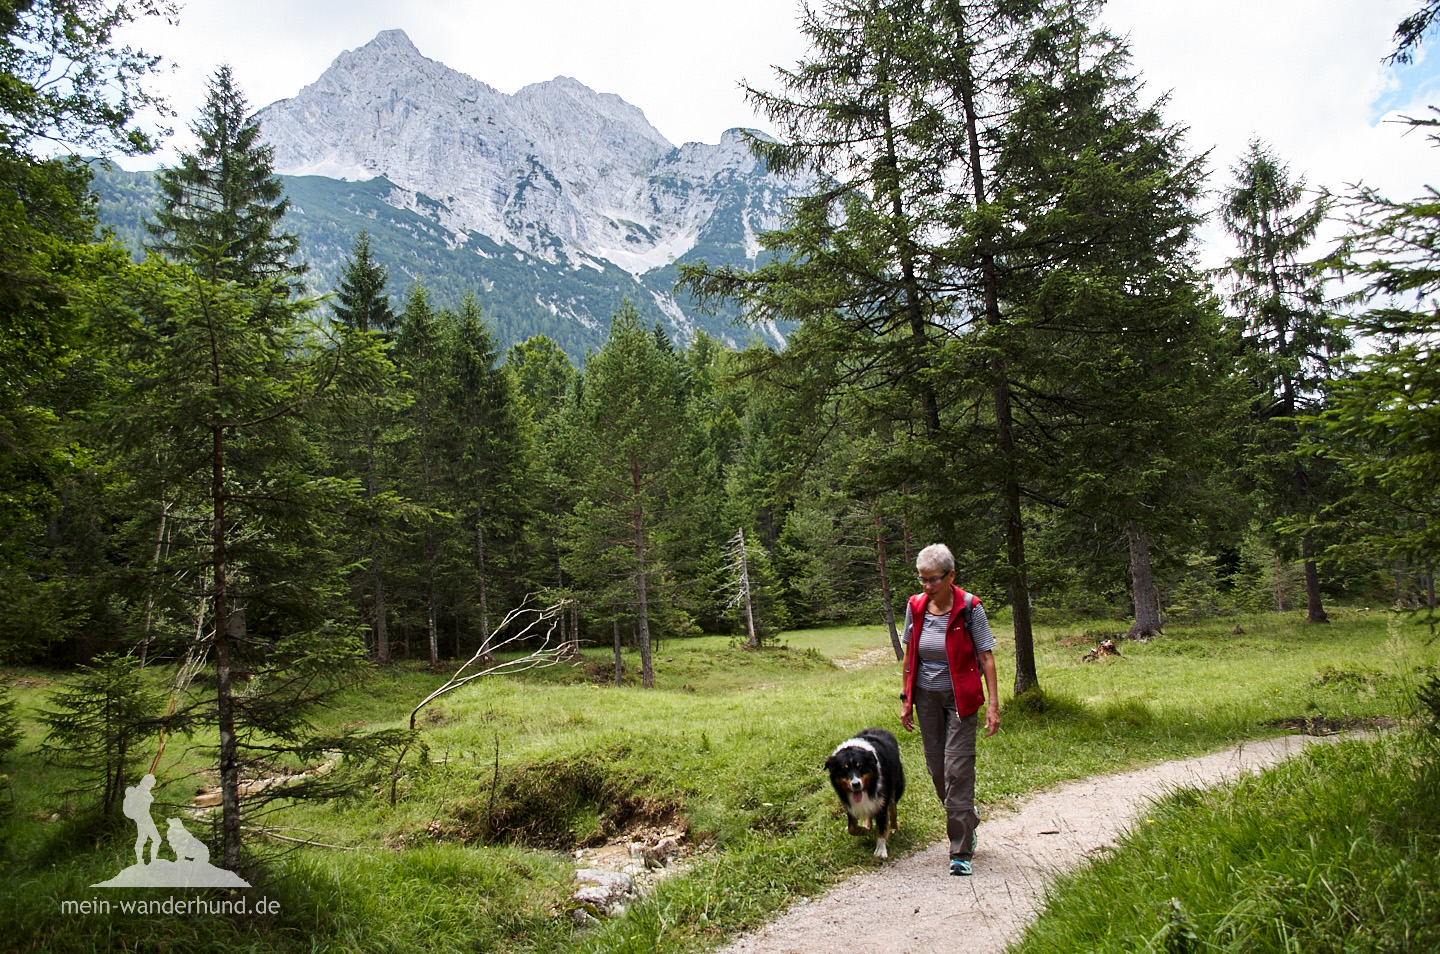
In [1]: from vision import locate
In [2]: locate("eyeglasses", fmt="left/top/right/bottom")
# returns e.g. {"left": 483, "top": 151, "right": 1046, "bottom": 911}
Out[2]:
{"left": 918, "top": 571, "right": 951, "bottom": 585}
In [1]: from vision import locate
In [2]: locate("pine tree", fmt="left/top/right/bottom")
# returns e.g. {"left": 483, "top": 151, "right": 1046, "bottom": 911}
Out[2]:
{"left": 562, "top": 304, "right": 696, "bottom": 687}
{"left": 146, "top": 65, "right": 303, "bottom": 291}
{"left": 333, "top": 230, "right": 397, "bottom": 335}
{"left": 1221, "top": 142, "right": 1348, "bottom": 623}
{"left": 332, "top": 230, "right": 400, "bottom": 662}
{"left": 99, "top": 256, "right": 392, "bottom": 870}
{"left": 393, "top": 284, "right": 452, "bottom": 667}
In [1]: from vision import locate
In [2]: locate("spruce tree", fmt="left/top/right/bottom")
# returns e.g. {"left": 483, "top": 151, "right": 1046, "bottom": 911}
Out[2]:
{"left": 333, "top": 230, "right": 397, "bottom": 335}
{"left": 394, "top": 284, "right": 452, "bottom": 667}
{"left": 1221, "top": 142, "right": 1348, "bottom": 623}
{"left": 146, "top": 65, "right": 303, "bottom": 291}
{"left": 562, "top": 304, "right": 696, "bottom": 687}
{"left": 446, "top": 294, "right": 526, "bottom": 653}
{"left": 333, "top": 230, "right": 399, "bottom": 662}
{"left": 1319, "top": 119, "right": 1440, "bottom": 578}
{"left": 986, "top": 11, "right": 1228, "bottom": 639}
{"left": 99, "top": 255, "right": 394, "bottom": 869}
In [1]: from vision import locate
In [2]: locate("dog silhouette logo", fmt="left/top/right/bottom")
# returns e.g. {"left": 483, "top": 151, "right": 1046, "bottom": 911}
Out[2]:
{"left": 91, "top": 774, "right": 250, "bottom": 888}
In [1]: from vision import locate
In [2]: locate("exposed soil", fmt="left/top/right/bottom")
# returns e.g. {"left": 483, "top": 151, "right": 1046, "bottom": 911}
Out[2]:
{"left": 716, "top": 734, "right": 1348, "bottom": 954}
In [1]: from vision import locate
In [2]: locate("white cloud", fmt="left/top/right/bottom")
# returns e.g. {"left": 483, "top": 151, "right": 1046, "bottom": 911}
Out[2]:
{"left": 1102, "top": 0, "right": 1439, "bottom": 264}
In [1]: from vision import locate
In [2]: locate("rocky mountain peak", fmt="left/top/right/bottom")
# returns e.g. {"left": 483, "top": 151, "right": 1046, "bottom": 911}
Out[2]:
{"left": 255, "top": 30, "right": 804, "bottom": 276}
{"left": 367, "top": 28, "right": 419, "bottom": 54}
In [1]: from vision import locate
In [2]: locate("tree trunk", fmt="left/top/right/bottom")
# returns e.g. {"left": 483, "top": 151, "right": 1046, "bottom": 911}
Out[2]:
{"left": 475, "top": 505, "right": 490, "bottom": 651}
{"left": 875, "top": 514, "right": 903, "bottom": 660}
{"left": 139, "top": 495, "right": 171, "bottom": 668}
{"left": 212, "top": 423, "right": 242, "bottom": 872}
{"left": 613, "top": 620, "right": 623, "bottom": 686}
{"left": 1275, "top": 553, "right": 1286, "bottom": 612}
{"left": 633, "top": 498, "right": 654, "bottom": 687}
{"left": 900, "top": 485, "right": 913, "bottom": 569}
{"left": 373, "top": 571, "right": 389, "bottom": 665}
{"left": 1124, "top": 520, "right": 1163, "bottom": 638}
{"left": 368, "top": 440, "right": 390, "bottom": 665}
{"left": 948, "top": 0, "right": 1038, "bottom": 694}
{"left": 737, "top": 528, "right": 759, "bottom": 649}
{"left": 1301, "top": 532, "right": 1328, "bottom": 623}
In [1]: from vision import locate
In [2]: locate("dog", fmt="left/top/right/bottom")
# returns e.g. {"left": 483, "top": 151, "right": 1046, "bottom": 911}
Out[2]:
{"left": 825, "top": 727, "right": 905, "bottom": 858}
{"left": 166, "top": 818, "right": 210, "bottom": 866}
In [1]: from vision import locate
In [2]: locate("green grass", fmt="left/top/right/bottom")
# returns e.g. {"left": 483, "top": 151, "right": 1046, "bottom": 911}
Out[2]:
{"left": 0, "top": 607, "right": 1433, "bottom": 953}
{"left": 1009, "top": 731, "right": 1440, "bottom": 953}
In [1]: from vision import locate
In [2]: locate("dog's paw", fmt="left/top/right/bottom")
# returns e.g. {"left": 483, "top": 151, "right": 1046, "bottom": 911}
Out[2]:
{"left": 873, "top": 839, "right": 889, "bottom": 859}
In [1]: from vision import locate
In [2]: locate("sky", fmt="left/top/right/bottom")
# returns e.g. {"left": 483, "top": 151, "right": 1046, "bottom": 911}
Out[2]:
{"left": 113, "top": 0, "right": 1440, "bottom": 266}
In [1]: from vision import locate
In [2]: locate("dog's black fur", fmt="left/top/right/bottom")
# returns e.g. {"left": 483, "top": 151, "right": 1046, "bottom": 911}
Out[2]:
{"left": 825, "top": 727, "right": 905, "bottom": 858}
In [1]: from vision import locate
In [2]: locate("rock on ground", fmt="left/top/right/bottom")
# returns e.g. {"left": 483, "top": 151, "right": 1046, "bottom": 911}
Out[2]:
{"left": 717, "top": 734, "right": 1342, "bottom": 954}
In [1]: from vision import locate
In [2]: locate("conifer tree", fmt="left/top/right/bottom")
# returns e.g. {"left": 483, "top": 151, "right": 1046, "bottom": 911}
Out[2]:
{"left": 100, "top": 258, "right": 392, "bottom": 871}
{"left": 986, "top": 10, "right": 1227, "bottom": 639}
{"left": 333, "top": 230, "right": 399, "bottom": 661}
{"left": 1320, "top": 115, "right": 1440, "bottom": 574}
{"left": 333, "top": 230, "right": 397, "bottom": 335}
{"left": 1221, "top": 142, "right": 1348, "bottom": 623}
{"left": 446, "top": 293, "right": 526, "bottom": 652}
{"left": 394, "top": 284, "right": 451, "bottom": 667}
{"left": 562, "top": 304, "right": 695, "bottom": 687}
{"left": 146, "top": 65, "right": 303, "bottom": 292}
{"left": 682, "top": 0, "right": 1102, "bottom": 693}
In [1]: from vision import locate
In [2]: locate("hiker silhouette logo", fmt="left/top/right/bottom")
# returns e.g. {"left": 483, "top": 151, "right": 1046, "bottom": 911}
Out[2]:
{"left": 91, "top": 774, "right": 250, "bottom": 888}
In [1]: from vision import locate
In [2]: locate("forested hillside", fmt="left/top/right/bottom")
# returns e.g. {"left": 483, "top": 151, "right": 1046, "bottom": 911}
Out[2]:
{"left": 89, "top": 164, "right": 761, "bottom": 357}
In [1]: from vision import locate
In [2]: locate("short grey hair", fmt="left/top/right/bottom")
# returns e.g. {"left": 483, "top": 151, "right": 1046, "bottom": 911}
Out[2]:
{"left": 916, "top": 543, "right": 955, "bottom": 574}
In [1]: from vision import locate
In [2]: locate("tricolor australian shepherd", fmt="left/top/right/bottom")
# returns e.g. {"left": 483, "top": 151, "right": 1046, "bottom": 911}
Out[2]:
{"left": 825, "top": 727, "right": 905, "bottom": 859}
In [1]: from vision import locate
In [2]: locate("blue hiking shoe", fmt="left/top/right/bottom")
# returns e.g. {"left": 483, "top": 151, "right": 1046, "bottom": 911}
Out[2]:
{"left": 950, "top": 859, "right": 972, "bottom": 877}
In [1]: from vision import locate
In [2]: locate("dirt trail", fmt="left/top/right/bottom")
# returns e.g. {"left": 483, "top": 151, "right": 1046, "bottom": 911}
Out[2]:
{"left": 717, "top": 734, "right": 1340, "bottom": 954}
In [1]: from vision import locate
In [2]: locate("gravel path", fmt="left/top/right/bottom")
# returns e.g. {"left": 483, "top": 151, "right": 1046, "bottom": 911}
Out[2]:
{"left": 717, "top": 734, "right": 1339, "bottom": 954}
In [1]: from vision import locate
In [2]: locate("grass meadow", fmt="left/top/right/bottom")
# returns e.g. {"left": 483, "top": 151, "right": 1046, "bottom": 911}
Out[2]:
{"left": 0, "top": 606, "right": 1434, "bottom": 953}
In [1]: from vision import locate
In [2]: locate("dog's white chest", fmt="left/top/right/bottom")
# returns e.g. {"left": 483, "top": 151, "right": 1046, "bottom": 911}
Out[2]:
{"left": 847, "top": 790, "right": 884, "bottom": 820}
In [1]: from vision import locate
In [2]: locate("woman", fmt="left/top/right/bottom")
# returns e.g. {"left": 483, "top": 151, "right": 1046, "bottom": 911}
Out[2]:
{"left": 899, "top": 543, "right": 1001, "bottom": 876}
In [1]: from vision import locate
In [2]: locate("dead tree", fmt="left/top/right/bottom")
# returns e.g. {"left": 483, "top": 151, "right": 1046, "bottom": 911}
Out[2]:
{"left": 720, "top": 528, "right": 761, "bottom": 648}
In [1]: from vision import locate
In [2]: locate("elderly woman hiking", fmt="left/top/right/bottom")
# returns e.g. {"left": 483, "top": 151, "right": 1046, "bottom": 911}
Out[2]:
{"left": 899, "top": 543, "right": 1001, "bottom": 876}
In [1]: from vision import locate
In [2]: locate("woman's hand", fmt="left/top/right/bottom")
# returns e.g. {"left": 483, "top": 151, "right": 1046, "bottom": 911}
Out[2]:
{"left": 984, "top": 702, "right": 1000, "bottom": 737}
{"left": 900, "top": 702, "right": 915, "bottom": 732}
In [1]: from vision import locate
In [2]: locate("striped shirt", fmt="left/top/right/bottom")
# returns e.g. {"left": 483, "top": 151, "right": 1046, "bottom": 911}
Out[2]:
{"left": 901, "top": 597, "right": 995, "bottom": 693}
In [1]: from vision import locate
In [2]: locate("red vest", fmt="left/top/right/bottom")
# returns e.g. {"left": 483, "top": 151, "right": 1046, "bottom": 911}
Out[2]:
{"left": 902, "top": 585, "right": 985, "bottom": 717}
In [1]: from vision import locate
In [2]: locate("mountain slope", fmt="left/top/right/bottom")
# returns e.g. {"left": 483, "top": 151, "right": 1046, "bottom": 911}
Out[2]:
{"left": 94, "top": 28, "right": 802, "bottom": 355}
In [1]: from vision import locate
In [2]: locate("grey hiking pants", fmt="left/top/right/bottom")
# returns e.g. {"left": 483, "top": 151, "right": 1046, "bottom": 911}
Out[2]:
{"left": 913, "top": 683, "right": 979, "bottom": 860}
